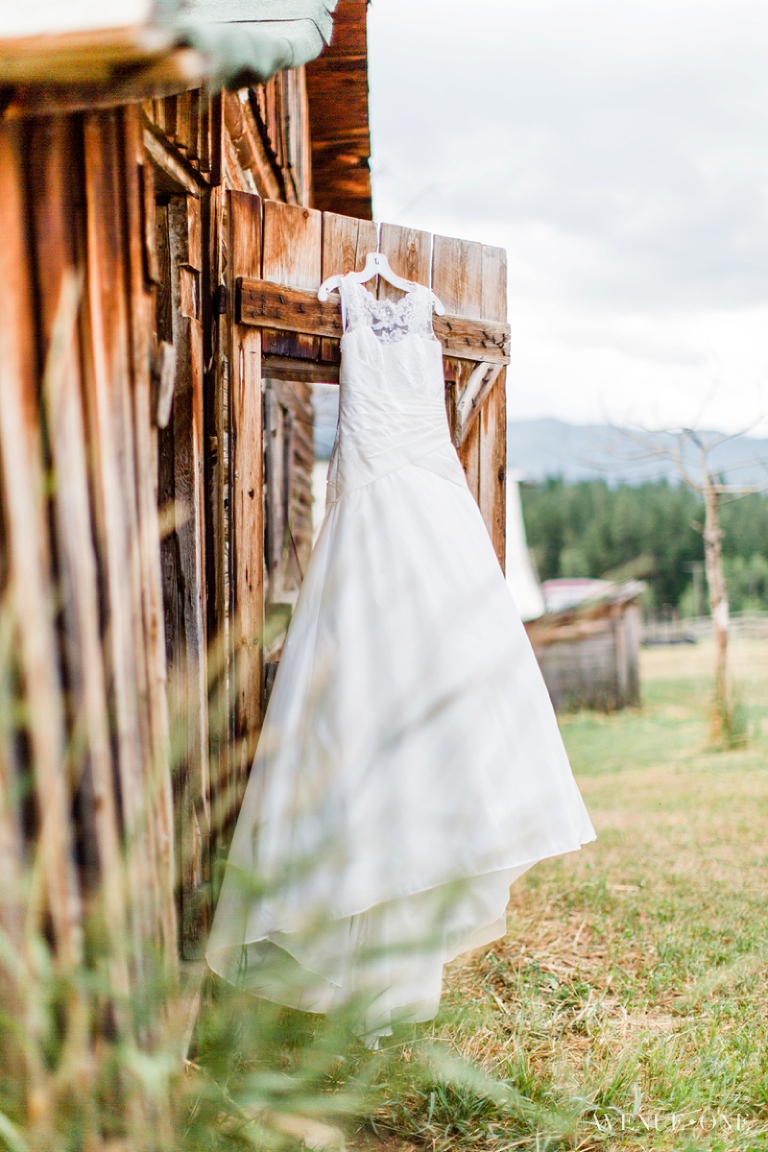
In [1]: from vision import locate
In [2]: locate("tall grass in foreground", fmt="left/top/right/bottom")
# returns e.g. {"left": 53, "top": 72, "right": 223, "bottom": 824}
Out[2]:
{"left": 0, "top": 572, "right": 551, "bottom": 1152}
{"left": 3, "top": 615, "right": 768, "bottom": 1152}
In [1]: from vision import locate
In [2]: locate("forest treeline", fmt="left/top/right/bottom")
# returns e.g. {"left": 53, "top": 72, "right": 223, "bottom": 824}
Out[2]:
{"left": 520, "top": 478, "right": 768, "bottom": 613}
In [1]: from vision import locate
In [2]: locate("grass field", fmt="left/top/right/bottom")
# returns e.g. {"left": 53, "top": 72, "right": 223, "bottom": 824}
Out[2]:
{"left": 358, "top": 639, "right": 768, "bottom": 1151}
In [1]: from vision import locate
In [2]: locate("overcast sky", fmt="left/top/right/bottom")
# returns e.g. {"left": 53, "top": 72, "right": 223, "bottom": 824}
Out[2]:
{"left": 367, "top": 0, "right": 768, "bottom": 431}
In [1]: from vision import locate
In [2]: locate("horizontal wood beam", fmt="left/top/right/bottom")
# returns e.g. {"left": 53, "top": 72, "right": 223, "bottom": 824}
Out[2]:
{"left": 239, "top": 277, "right": 342, "bottom": 337}
{"left": 237, "top": 278, "right": 511, "bottom": 365}
{"left": 435, "top": 313, "right": 510, "bottom": 364}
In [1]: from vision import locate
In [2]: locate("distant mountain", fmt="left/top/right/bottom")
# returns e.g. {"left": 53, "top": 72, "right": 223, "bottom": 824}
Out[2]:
{"left": 312, "top": 388, "right": 768, "bottom": 488}
{"left": 507, "top": 418, "right": 768, "bottom": 487}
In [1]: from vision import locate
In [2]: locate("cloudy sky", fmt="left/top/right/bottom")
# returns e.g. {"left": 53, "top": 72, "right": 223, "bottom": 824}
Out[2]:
{"left": 367, "top": 0, "right": 768, "bottom": 431}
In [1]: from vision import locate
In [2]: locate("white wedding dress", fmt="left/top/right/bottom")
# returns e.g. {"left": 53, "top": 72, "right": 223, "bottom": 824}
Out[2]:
{"left": 206, "top": 274, "right": 595, "bottom": 1040}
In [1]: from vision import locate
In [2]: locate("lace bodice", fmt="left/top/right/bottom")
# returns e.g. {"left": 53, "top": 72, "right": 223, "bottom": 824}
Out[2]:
{"left": 338, "top": 275, "right": 438, "bottom": 344}
{"left": 326, "top": 268, "right": 458, "bottom": 505}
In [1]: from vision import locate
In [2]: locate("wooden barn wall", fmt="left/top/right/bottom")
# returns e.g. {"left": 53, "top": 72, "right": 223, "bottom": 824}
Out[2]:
{"left": 0, "top": 110, "right": 179, "bottom": 983}
{"left": 0, "top": 70, "right": 508, "bottom": 1000}
{"left": 0, "top": 91, "right": 296, "bottom": 976}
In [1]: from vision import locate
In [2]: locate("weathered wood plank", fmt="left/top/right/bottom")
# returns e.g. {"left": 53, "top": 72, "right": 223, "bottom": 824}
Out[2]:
{"left": 321, "top": 211, "right": 378, "bottom": 279}
{"left": 481, "top": 243, "right": 508, "bottom": 323}
{"left": 433, "top": 232, "right": 484, "bottom": 512}
{"left": 376, "top": 223, "right": 431, "bottom": 302}
{"left": 477, "top": 246, "right": 508, "bottom": 570}
{"left": 82, "top": 111, "right": 154, "bottom": 963}
{"left": 125, "top": 107, "right": 177, "bottom": 961}
{"left": 237, "top": 278, "right": 510, "bottom": 363}
{"left": 433, "top": 313, "right": 510, "bottom": 363}
{"left": 176, "top": 92, "right": 192, "bottom": 153}
{"left": 0, "top": 121, "right": 83, "bottom": 967}
{"left": 262, "top": 201, "right": 322, "bottom": 288}
{"left": 479, "top": 370, "right": 507, "bottom": 570}
{"left": 432, "top": 235, "right": 484, "bottom": 318}
{"left": 223, "top": 90, "right": 283, "bottom": 201}
{"left": 432, "top": 232, "right": 507, "bottom": 565}
{"left": 320, "top": 211, "right": 377, "bottom": 358}
{"left": 143, "top": 123, "right": 206, "bottom": 197}
{"left": 305, "top": 0, "right": 373, "bottom": 219}
{"left": 200, "top": 88, "right": 212, "bottom": 174}
{"left": 261, "top": 356, "right": 340, "bottom": 384}
{"left": 168, "top": 192, "right": 211, "bottom": 959}
{"left": 28, "top": 116, "right": 129, "bottom": 977}
{"left": 238, "top": 279, "right": 343, "bottom": 336}
{"left": 207, "top": 182, "right": 234, "bottom": 869}
{"left": 453, "top": 361, "right": 504, "bottom": 448}
{"left": 230, "top": 191, "right": 265, "bottom": 803}
{"left": 264, "top": 384, "right": 286, "bottom": 603}
{"left": 277, "top": 379, "right": 314, "bottom": 583}
{"left": 262, "top": 201, "right": 323, "bottom": 360}
{"left": 453, "top": 360, "right": 481, "bottom": 501}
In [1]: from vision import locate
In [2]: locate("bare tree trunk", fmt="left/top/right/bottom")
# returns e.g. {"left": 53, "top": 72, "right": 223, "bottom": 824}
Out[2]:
{"left": 702, "top": 475, "right": 729, "bottom": 742}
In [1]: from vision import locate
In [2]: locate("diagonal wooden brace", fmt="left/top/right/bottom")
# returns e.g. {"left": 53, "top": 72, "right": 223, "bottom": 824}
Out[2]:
{"left": 453, "top": 361, "right": 503, "bottom": 448}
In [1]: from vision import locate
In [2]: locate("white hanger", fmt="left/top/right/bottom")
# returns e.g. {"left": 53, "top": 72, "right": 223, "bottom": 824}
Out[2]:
{"left": 318, "top": 250, "right": 445, "bottom": 315}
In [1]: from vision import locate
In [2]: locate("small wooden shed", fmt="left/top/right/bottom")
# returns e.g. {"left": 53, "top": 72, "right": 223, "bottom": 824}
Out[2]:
{"left": 526, "top": 580, "right": 644, "bottom": 712}
{"left": 0, "top": 0, "right": 511, "bottom": 1063}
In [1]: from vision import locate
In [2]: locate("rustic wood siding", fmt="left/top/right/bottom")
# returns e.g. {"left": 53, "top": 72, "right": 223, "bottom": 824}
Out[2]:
{"left": 0, "top": 71, "right": 509, "bottom": 1057}
{"left": 305, "top": 0, "right": 372, "bottom": 219}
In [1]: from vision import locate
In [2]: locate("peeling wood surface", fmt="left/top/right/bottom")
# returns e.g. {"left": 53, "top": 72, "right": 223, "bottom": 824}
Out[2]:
{"left": 144, "top": 123, "right": 206, "bottom": 196}
{"left": 223, "top": 90, "right": 283, "bottom": 201}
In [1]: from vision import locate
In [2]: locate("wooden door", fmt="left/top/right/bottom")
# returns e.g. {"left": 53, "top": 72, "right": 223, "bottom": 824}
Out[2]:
{"left": 234, "top": 199, "right": 510, "bottom": 561}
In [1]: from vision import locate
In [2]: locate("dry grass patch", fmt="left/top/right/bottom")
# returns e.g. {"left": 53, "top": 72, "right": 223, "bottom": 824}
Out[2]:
{"left": 357, "top": 639, "right": 768, "bottom": 1151}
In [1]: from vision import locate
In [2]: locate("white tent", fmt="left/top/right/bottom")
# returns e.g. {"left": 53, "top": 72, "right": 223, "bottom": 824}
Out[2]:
{"left": 505, "top": 471, "right": 545, "bottom": 622}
